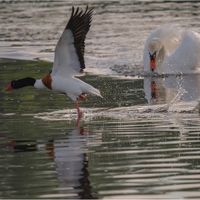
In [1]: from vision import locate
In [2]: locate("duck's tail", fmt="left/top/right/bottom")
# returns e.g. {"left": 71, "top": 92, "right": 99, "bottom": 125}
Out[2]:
{"left": 87, "top": 85, "right": 103, "bottom": 98}
{"left": 82, "top": 82, "right": 103, "bottom": 98}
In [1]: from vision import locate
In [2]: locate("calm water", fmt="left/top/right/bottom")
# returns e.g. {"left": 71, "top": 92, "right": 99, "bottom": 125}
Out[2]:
{"left": 1, "top": 0, "right": 200, "bottom": 199}
{"left": 1, "top": 0, "right": 200, "bottom": 74}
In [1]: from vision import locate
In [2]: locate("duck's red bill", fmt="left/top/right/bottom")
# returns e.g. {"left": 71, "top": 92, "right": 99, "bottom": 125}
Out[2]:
{"left": 4, "top": 84, "right": 13, "bottom": 91}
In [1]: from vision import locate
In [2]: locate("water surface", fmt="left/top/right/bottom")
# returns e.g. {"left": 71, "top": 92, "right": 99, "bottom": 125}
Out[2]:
{"left": 1, "top": 0, "right": 200, "bottom": 75}
{"left": 1, "top": 0, "right": 200, "bottom": 199}
{"left": 1, "top": 59, "right": 200, "bottom": 199}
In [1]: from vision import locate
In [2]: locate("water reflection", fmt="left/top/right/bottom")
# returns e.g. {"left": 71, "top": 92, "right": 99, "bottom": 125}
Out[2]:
{"left": 45, "top": 127, "right": 94, "bottom": 199}
{"left": 7, "top": 139, "right": 37, "bottom": 153}
{"left": 1, "top": 0, "right": 200, "bottom": 198}
{"left": 7, "top": 126, "right": 96, "bottom": 199}
{"left": 144, "top": 74, "right": 200, "bottom": 105}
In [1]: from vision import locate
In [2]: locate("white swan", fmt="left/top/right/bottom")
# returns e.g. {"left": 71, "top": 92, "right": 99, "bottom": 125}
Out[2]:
{"left": 143, "top": 24, "right": 200, "bottom": 74}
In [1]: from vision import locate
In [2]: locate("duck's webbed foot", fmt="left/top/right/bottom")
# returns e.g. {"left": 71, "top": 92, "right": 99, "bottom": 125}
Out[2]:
{"left": 79, "top": 94, "right": 87, "bottom": 101}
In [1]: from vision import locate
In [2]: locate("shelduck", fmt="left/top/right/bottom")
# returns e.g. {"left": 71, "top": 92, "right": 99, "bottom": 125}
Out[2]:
{"left": 4, "top": 6, "right": 102, "bottom": 117}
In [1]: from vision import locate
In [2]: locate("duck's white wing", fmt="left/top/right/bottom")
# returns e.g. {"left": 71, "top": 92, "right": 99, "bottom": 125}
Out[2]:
{"left": 51, "top": 6, "right": 93, "bottom": 78}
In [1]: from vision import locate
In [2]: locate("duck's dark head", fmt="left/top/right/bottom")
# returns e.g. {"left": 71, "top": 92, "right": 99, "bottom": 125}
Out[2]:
{"left": 4, "top": 77, "right": 36, "bottom": 91}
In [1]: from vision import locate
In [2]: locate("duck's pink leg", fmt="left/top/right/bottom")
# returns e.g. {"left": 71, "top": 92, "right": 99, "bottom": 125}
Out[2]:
{"left": 75, "top": 100, "right": 82, "bottom": 117}
{"left": 76, "top": 116, "right": 81, "bottom": 128}
{"left": 75, "top": 100, "right": 82, "bottom": 128}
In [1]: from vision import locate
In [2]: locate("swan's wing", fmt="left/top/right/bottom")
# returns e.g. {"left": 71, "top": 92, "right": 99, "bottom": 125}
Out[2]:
{"left": 159, "top": 24, "right": 183, "bottom": 52}
{"left": 51, "top": 6, "right": 93, "bottom": 77}
{"left": 165, "top": 30, "right": 200, "bottom": 73}
{"left": 143, "top": 24, "right": 183, "bottom": 71}
{"left": 146, "top": 24, "right": 183, "bottom": 52}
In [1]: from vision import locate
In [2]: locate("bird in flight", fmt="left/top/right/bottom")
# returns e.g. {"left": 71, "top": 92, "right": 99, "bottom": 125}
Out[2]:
{"left": 4, "top": 6, "right": 102, "bottom": 118}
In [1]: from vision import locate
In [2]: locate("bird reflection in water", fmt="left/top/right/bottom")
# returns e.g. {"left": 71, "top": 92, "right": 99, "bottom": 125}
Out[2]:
{"left": 148, "top": 78, "right": 167, "bottom": 105}
{"left": 144, "top": 74, "right": 200, "bottom": 105}
{"left": 7, "top": 139, "right": 37, "bottom": 153}
{"left": 45, "top": 126, "right": 95, "bottom": 199}
{"left": 7, "top": 126, "right": 96, "bottom": 199}
{"left": 151, "top": 81, "right": 157, "bottom": 99}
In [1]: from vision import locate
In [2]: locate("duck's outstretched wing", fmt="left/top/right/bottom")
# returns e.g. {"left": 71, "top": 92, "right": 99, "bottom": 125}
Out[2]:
{"left": 51, "top": 6, "right": 93, "bottom": 77}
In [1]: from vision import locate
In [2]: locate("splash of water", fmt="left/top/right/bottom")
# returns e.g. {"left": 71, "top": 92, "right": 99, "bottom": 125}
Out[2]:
{"left": 156, "top": 87, "right": 187, "bottom": 112}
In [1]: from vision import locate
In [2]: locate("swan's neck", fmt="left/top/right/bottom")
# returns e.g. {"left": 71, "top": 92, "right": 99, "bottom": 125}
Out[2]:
{"left": 148, "top": 37, "right": 167, "bottom": 73}
{"left": 156, "top": 44, "right": 166, "bottom": 73}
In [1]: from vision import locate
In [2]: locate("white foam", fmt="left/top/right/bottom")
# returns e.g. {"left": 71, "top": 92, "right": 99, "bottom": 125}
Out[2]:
{"left": 31, "top": 100, "right": 200, "bottom": 122}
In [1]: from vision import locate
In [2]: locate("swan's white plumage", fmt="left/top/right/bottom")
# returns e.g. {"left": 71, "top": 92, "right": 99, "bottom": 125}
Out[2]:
{"left": 143, "top": 24, "right": 200, "bottom": 74}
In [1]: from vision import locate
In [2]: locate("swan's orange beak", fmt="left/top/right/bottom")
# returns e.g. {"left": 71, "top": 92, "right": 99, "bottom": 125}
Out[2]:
{"left": 4, "top": 84, "right": 13, "bottom": 91}
{"left": 149, "top": 51, "right": 156, "bottom": 72}
{"left": 150, "top": 56, "right": 156, "bottom": 72}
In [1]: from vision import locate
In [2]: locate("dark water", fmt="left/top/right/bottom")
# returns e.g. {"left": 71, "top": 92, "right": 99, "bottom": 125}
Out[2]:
{"left": 1, "top": 59, "right": 200, "bottom": 199}
{"left": 1, "top": 0, "right": 200, "bottom": 199}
